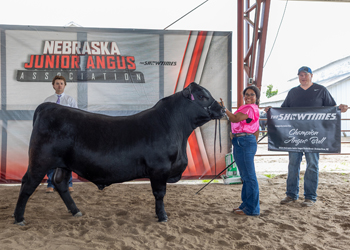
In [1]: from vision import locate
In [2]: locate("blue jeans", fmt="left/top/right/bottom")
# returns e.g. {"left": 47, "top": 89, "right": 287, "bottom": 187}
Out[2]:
{"left": 47, "top": 168, "right": 73, "bottom": 188}
{"left": 286, "top": 152, "right": 319, "bottom": 201}
{"left": 232, "top": 135, "right": 260, "bottom": 216}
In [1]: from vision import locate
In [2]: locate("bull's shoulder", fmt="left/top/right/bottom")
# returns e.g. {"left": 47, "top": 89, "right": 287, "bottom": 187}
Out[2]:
{"left": 150, "top": 93, "right": 187, "bottom": 114}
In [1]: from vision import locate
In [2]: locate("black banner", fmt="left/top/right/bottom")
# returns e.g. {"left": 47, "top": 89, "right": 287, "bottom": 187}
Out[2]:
{"left": 267, "top": 107, "right": 341, "bottom": 153}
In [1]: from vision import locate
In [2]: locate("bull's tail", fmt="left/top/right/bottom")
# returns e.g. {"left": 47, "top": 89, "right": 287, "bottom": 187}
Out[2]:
{"left": 33, "top": 104, "right": 43, "bottom": 127}
{"left": 33, "top": 108, "right": 39, "bottom": 127}
{"left": 32, "top": 103, "right": 54, "bottom": 127}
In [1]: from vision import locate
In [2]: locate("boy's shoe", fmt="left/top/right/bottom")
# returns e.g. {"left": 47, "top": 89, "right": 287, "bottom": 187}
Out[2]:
{"left": 69, "top": 187, "right": 74, "bottom": 192}
{"left": 280, "top": 196, "right": 295, "bottom": 204}
{"left": 301, "top": 199, "right": 315, "bottom": 207}
{"left": 46, "top": 187, "right": 54, "bottom": 193}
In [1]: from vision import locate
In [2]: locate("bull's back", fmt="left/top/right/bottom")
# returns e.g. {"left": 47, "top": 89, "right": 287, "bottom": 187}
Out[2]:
{"left": 34, "top": 103, "right": 171, "bottom": 138}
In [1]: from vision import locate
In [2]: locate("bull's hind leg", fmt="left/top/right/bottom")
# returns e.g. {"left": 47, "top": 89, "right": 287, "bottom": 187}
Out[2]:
{"left": 53, "top": 168, "right": 82, "bottom": 217}
{"left": 13, "top": 170, "right": 46, "bottom": 225}
{"left": 150, "top": 178, "right": 168, "bottom": 222}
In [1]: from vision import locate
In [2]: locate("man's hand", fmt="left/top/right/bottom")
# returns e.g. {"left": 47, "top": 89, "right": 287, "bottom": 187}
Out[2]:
{"left": 339, "top": 104, "right": 349, "bottom": 113}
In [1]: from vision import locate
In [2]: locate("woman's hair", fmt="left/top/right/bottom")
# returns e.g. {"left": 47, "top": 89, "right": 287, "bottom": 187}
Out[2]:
{"left": 52, "top": 75, "right": 67, "bottom": 85}
{"left": 243, "top": 85, "right": 260, "bottom": 105}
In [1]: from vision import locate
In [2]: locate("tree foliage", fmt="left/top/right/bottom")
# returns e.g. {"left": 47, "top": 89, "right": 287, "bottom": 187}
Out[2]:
{"left": 266, "top": 84, "right": 278, "bottom": 98}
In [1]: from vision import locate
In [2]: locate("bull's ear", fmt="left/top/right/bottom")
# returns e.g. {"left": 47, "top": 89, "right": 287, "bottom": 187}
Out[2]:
{"left": 182, "top": 87, "right": 191, "bottom": 100}
{"left": 182, "top": 88, "right": 191, "bottom": 99}
{"left": 183, "top": 83, "right": 197, "bottom": 100}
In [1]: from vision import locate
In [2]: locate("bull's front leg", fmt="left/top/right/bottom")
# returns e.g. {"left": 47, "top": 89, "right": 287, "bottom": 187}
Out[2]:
{"left": 150, "top": 178, "right": 168, "bottom": 222}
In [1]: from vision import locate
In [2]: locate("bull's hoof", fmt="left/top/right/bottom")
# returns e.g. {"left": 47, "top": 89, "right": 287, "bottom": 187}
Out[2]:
{"left": 14, "top": 220, "right": 26, "bottom": 226}
{"left": 158, "top": 215, "right": 168, "bottom": 223}
{"left": 73, "top": 211, "right": 83, "bottom": 217}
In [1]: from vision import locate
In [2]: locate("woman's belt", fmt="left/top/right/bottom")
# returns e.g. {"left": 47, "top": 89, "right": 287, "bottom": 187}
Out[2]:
{"left": 232, "top": 133, "right": 254, "bottom": 137}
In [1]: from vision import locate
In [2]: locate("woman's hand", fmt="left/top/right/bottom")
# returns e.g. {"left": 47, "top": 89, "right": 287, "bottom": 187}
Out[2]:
{"left": 264, "top": 106, "right": 272, "bottom": 112}
{"left": 219, "top": 98, "right": 225, "bottom": 107}
{"left": 219, "top": 98, "right": 248, "bottom": 123}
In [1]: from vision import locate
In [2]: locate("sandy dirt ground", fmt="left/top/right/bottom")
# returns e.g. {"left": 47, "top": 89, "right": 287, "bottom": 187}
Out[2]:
{"left": 1, "top": 137, "right": 350, "bottom": 250}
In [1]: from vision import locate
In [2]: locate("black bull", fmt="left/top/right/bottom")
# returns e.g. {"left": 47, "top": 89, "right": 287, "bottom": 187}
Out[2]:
{"left": 13, "top": 82, "right": 224, "bottom": 225}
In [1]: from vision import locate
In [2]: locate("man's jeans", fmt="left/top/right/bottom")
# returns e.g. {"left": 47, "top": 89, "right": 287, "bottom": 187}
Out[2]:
{"left": 232, "top": 135, "right": 260, "bottom": 216}
{"left": 47, "top": 168, "right": 73, "bottom": 188}
{"left": 286, "top": 152, "right": 319, "bottom": 201}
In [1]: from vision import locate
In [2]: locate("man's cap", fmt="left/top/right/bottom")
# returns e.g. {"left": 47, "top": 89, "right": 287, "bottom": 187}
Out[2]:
{"left": 298, "top": 66, "right": 312, "bottom": 75}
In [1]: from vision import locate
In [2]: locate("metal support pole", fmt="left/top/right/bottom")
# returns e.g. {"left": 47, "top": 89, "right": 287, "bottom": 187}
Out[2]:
{"left": 237, "top": 0, "right": 244, "bottom": 108}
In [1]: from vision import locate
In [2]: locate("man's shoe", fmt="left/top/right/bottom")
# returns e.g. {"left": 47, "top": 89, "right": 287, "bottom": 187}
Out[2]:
{"left": 301, "top": 199, "right": 315, "bottom": 207}
{"left": 69, "top": 187, "right": 74, "bottom": 192}
{"left": 46, "top": 187, "right": 54, "bottom": 193}
{"left": 280, "top": 196, "right": 295, "bottom": 204}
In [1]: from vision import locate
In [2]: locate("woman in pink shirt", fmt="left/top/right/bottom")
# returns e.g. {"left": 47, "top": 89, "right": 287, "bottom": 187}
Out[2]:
{"left": 220, "top": 85, "right": 260, "bottom": 216}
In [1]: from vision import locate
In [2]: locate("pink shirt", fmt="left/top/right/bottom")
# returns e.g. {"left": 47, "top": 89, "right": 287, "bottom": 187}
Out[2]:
{"left": 231, "top": 104, "right": 260, "bottom": 134}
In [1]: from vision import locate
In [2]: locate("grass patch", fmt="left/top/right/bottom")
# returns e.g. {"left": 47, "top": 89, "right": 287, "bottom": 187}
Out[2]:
{"left": 263, "top": 174, "right": 276, "bottom": 179}
{"left": 201, "top": 179, "right": 219, "bottom": 183}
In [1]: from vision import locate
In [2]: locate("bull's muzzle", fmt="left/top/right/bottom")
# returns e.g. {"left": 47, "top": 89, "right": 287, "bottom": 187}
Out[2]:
{"left": 221, "top": 107, "right": 226, "bottom": 114}
{"left": 206, "top": 101, "right": 224, "bottom": 119}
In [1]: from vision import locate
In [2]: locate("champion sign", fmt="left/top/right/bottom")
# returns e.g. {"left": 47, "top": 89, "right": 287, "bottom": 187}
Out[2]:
{"left": 267, "top": 107, "right": 341, "bottom": 153}
{"left": 16, "top": 41, "right": 146, "bottom": 83}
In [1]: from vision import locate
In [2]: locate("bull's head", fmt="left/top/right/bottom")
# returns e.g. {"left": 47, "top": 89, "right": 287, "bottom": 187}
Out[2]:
{"left": 182, "top": 82, "right": 224, "bottom": 125}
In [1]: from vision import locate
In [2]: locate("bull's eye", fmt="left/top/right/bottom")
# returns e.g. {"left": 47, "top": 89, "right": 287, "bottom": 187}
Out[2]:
{"left": 198, "top": 95, "right": 208, "bottom": 101}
